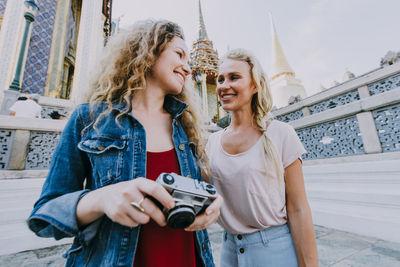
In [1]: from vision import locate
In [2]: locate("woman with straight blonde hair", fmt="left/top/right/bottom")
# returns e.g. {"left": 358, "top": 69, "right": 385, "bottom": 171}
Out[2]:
{"left": 206, "top": 48, "right": 318, "bottom": 266}
{"left": 27, "top": 19, "right": 222, "bottom": 267}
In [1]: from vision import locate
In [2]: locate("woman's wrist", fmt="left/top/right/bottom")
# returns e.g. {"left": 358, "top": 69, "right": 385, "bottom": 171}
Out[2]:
{"left": 76, "top": 188, "right": 105, "bottom": 226}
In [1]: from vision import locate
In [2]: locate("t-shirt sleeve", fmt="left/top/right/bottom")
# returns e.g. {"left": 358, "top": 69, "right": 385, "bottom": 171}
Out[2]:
{"left": 9, "top": 101, "right": 21, "bottom": 112}
{"left": 281, "top": 124, "right": 307, "bottom": 168}
{"left": 205, "top": 131, "right": 219, "bottom": 155}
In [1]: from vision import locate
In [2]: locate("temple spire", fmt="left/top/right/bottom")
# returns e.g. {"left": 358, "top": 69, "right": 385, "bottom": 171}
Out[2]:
{"left": 198, "top": 0, "right": 209, "bottom": 40}
{"left": 269, "top": 12, "right": 294, "bottom": 80}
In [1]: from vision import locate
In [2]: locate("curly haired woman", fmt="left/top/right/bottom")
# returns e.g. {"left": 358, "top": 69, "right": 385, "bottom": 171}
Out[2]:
{"left": 28, "top": 19, "right": 222, "bottom": 267}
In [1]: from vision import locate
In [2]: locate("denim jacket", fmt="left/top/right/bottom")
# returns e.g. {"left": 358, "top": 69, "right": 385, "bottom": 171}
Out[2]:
{"left": 27, "top": 95, "right": 215, "bottom": 267}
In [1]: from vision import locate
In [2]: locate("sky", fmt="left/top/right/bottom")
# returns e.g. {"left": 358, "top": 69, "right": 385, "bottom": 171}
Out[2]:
{"left": 112, "top": 0, "right": 400, "bottom": 97}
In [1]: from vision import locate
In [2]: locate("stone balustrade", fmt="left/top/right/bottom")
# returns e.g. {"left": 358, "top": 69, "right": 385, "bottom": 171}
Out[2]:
{"left": 270, "top": 63, "right": 400, "bottom": 243}
{"left": 0, "top": 116, "right": 66, "bottom": 170}
{"left": 273, "top": 62, "right": 400, "bottom": 159}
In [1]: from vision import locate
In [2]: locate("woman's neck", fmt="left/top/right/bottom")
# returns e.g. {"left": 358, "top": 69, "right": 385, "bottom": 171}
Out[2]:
{"left": 229, "top": 106, "right": 256, "bottom": 132}
{"left": 131, "top": 86, "right": 166, "bottom": 115}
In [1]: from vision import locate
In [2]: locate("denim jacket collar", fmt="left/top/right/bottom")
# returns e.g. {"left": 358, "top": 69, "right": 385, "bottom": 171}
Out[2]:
{"left": 111, "top": 94, "right": 188, "bottom": 119}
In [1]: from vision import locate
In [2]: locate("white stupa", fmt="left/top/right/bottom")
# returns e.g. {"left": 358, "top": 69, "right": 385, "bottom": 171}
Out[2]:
{"left": 268, "top": 13, "right": 307, "bottom": 108}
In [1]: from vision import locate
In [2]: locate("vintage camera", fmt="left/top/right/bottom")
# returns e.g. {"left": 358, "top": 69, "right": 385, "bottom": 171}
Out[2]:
{"left": 149, "top": 172, "right": 218, "bottom": 229}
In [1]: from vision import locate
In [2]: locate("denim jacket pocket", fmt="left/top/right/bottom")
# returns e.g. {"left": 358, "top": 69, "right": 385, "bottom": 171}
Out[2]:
{"left": 78, "top": 137, "right": 126, "bottom": 187}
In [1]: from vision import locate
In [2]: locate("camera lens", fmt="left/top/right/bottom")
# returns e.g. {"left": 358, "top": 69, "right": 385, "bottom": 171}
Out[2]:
{"left": 166, "top": 204, "right": 195, "bottom": 229}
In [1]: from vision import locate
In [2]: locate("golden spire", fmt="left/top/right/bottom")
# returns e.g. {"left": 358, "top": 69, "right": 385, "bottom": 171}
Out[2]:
{"left": 198, "top": 0, "right": 209, "bottom": 40}
{"left": 269, "top": 13, "right": 294, "bottom": 81}
{"left": 190, "top": 0, "right": 218, "bottom": 81}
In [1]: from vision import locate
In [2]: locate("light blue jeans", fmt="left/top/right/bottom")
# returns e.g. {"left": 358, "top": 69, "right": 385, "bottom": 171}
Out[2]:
{"left": 220, "top": 224, "right": 298, "bottom": 267}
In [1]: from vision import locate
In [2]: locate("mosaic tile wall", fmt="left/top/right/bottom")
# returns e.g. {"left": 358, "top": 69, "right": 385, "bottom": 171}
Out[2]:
{"left": 22, "top": 0, "right": 57, "bottom": 95}
{"left": 0, "top": 0, "right": 6, "bottom": 16}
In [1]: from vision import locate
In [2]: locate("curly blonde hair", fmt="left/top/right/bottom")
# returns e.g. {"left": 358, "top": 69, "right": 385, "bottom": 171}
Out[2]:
{"left": 85, "top": 19, "right": 208, "bottom": 178}
{"left": 221, "top": 48, "right": 283, "bottom": 181}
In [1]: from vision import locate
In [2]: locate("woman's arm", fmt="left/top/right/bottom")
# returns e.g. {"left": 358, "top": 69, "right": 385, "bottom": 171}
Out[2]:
{"left": 76, "top": 178, "right": 176, "bottom": 228}
{"left": 285, "top": 159, "right": 318, "bottom": 267}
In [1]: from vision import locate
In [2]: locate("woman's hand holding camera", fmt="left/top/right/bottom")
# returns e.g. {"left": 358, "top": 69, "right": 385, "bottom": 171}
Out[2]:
{"left": 76, "top": 178, "right": 175, "bottom": 228}
{"left": 184, "top": 194, "right": 224, "bottom": 231}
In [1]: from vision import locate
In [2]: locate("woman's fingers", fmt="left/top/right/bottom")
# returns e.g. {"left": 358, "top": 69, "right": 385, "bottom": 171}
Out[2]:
{"left": 205, "top": 195, "right": 224, "bottom": 216}
{"left": 184, "top": 210, "right": 219, "bottom": 231}
{"left": 140, "top": 197, "right": 167, "bottom": 227}
{"left": 184, "top": 195, "right": 223, "bottom": 231}
{"left": 135, "top": 178, "right": 175, "bottom": 210}
{"left": 124, "top": 201, "right": 151, "bottom": 225}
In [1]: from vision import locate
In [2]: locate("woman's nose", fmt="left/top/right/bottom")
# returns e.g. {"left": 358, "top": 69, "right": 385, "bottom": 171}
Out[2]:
{"left": 182, "top": 62, "right": 192, "bottom": 76}
{"left": 217, "top": 80, "right": 228, "bottom": 90}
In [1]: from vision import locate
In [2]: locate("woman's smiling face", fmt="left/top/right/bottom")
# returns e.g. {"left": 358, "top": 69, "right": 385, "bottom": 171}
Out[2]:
{"left": 149, "top": 36, "right": 191, "bottom": 95}
{"left": 216, "top": 58, "right": 257, "bottom": 112}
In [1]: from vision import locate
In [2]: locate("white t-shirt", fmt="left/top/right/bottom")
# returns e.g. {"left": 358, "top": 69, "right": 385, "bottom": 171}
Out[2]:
{"left": 206, "top": 120, "right": 306, "bottom": 234}
{"left": 9, "top": 99, "right": 42, "bottom": 118}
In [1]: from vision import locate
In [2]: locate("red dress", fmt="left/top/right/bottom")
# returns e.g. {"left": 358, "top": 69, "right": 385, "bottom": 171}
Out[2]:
{"left": 133, "top": 149, "right": 198, "bottom": 267}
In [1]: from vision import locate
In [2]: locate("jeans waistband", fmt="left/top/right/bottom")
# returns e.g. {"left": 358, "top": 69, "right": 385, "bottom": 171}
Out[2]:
{"left": 224, "top": 224, "right": 290, "bottom": 246}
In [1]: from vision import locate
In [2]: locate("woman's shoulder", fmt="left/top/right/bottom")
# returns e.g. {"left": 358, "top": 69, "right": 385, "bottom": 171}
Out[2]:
{"left": 207, "top": 129, "right": 223, "bottom": 142}
{"left": 267, "top": 120, "right": 299, "bottom": 144}
{"left": 268, "top": 119, "right": 295, "bottom": 133}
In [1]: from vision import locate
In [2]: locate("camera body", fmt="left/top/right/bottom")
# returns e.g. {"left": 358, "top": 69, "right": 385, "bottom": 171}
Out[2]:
{"left": 151, "top": 172, "right": 218, "bottom": 229}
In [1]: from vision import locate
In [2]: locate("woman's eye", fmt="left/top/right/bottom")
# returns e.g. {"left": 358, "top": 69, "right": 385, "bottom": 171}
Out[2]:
{"left": 217, "top": 77, "right": 224, "bottom": 84}
{"left": 230, "top": 75, "right": 239, "bottom": 80}
{"left": 177, "top": 51, "right": 183, "bottom": 57}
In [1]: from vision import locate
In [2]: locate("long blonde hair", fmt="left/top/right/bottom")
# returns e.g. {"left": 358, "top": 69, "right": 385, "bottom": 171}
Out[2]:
{"left": 85, "top": 19, "right": 208, "bottom": 178}
{"left": 221, "top": 48, "right": 283, "bottom": 181}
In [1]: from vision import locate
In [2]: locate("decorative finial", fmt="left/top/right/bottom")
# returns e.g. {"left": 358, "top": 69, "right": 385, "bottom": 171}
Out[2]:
{"left": 198, "top": 0, "right": 209, "bottom": 40}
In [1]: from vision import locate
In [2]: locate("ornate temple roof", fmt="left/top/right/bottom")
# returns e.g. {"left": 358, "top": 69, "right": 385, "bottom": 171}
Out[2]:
{"left": 190, "top": 0, "right": 218, "bottom": 83}
{"left": 269, "top": 13, "right": 295, "bottom": 81}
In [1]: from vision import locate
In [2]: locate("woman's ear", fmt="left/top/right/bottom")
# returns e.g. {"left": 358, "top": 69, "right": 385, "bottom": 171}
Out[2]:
{"left": 251, "top": 83, "right": 258, "bottom": 94}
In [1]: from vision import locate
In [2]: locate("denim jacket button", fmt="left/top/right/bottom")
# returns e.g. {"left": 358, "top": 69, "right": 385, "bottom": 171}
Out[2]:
{"left": 98, "top": 145, "right": 105, "bottom": 151}
{"left": 202, "top": 242, "right": 206, "bottom": 251}
{"left": 186, "top": 175, "right": 191, "bottom": 178}
{"left": 178, "top": 144, "right": 185, "bottom": 151}
{"left": 174, "top": 121, "right": 178, "bottom": 126}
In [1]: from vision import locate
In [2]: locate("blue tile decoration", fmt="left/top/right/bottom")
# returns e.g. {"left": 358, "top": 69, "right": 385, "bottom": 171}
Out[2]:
{"left": 0, "top": 130, "right": 15, "bottom": 170}
{"left": 372, "top": 103, "right": 400, "bottom": 152}
{"left": 368, "top": 73, "right": 400, "bottom": 96}
{"left": 22, "top": 0, "right": 57, "bottom": 95}
{"left": 0, "top": 0, "right": 6, "bottom": 16}
{"left": 26, "top": 131, "right": 60, "bottom": 169}
{"left": 308, "top": 89, "right": 360, "bottom": 115}
{"left": 276, "top": 109, "right": 304, "bottom": 122}
{"left": 296, "top": 115, "right": 365, "bottom": 160}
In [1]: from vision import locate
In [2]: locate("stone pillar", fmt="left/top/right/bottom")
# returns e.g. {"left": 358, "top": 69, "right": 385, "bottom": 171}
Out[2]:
{"left": 8, "top": 130, "right": 30, "bottom": 170}
{"left": 302, "top": 106, "right": 310, "bottom": 116}
{"left": 356, "top": 111, "right": 382, "bottom": 154}
{"left": 201, "top": 74, "right": 209, "bottom": 121}
{"left": 218, "top": 104, "right": 227, "bottom": 120}
{"left": 0, "top": 1, "right": 26, "bottom": 107}
{"left": 358, "top": 85, "right": 370, "bottom": 99}
{"left": 70, "top": 0, "right": 103, "bottom": 105}
{"left": 45, "top": 0, "right": 72, "bottom": 97}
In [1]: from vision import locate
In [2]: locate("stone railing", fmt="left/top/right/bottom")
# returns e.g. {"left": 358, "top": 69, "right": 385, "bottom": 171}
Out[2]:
{"left": 273, "top": 62, "right": 400, "bottom": 160}
{"left": 271, "top": 63, "right": 400, "bottom": 243}
{"left": 38, "top": 96, "right": 73, "bottom": 119}
{"left": 0, "top": 116, "right": 66, "bottom": 170}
